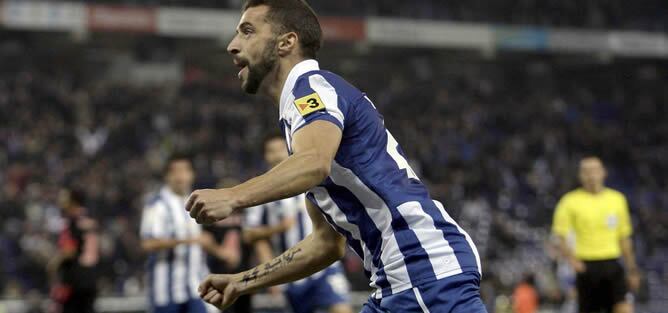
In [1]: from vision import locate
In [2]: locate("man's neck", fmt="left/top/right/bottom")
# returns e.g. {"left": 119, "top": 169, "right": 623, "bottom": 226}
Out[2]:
{"left": 583, "top": 185, "right": 605, "bottom": 194}
{"left": 166, "top": 186, "right": 188, "bottom": 197}
{"left": 261, "top": 57, "right": 306, "bottom": 105}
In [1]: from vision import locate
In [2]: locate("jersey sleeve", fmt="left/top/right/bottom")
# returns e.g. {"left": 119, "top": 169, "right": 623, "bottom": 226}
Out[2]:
{"left": 618, "top": 194, "right": 633, "bottom": 238}
{"left": 140, "top": 201, "right": 169, "bottom": 239}
{"left": 245, "top": 205, "right": 267, "bottom": 227}
{"left": 285, "top": 73, "right": 347, "bottom": 135}
{"left": 552, "top": 195, "right": 573, "bottom": 237}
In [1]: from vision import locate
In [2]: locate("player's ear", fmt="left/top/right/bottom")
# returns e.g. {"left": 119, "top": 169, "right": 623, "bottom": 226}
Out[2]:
{"left": 277, "top": 32, "right": 298, "bottom": 57}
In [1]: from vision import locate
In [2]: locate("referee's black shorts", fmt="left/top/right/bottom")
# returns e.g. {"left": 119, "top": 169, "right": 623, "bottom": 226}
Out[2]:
{"left": 576, "top": 259, "right": 628, "bottom": 313}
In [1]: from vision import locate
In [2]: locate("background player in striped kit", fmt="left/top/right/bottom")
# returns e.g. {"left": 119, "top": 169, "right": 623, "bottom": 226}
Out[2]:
{"left": 244, "top": 133, "right": 353, "bottom": 313}
{"left": 140, "top": 154, "right": 240, "bottom": 313}
{"left": 187, "top": 1, "right": 487, "bottom": 312}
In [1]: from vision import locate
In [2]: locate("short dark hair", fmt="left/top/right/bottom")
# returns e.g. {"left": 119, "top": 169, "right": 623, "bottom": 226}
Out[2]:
{"left": 67, "top": 188, "right": 87, "bottom": 207}
{"left": 164, "top": 152, "right": 193, "bottom": 174}
{"left": 243, "top": 0, "right": 322, "bottom": 59}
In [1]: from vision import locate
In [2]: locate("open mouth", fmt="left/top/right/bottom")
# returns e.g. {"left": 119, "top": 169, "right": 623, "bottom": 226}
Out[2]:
{"left": 234, "top": 59, "right": 249, "bottom": 79}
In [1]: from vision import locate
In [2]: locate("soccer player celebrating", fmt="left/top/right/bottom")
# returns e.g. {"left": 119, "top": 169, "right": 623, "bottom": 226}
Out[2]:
{"left": 140, "top": 154, "right": 239, "bottom": 313}
{"left": 244, "top": 133, "right": 353, "bottom": 313}
{"left": 552, "top": 157, "right": 640, "bottom": 313}
{"left": 186, "top": 1, "right": 486, "bottom": 312}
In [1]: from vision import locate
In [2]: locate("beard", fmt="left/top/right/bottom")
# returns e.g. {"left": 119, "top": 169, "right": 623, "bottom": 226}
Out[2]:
{"left": 243, "top": 38, "right": 278, "bottom": 94}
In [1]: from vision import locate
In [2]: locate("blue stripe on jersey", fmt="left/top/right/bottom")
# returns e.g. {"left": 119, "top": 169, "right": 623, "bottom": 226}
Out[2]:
{"left": 279, "top": 213, "right": 289, "bottom": 252}
{"left": 166, "top": 249, "right": 174, "bottom": 303}
{"left": 261, "top": 205, "right": 269, "bottom": 226}
{"left": 297, "top": 211, "right": 306, "bottom": 241}
{"left": 146, "top": 254, "right": 156, "bottom": 310}
{"left": 294, "top": 113, "right": 343, "bottom": 133}
{"left": 280, "top": 120, "right": 294, "bottom": 153}
{"left": 320, "top": 178, "right": 392, "bottom": 294}
{"left": 291, "top": 70, "right": 318, "bottom": 96}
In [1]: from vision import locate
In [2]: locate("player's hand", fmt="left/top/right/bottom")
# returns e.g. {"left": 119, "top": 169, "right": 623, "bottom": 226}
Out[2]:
{"left": 627, "top": 270, "right": 641, "bottom": 292}
{"left": 199, "top": 274, "right": 241, "bottom": 310}
{"left": 186, "top": 189, "right": 240, "bottom": 224}
{"left": 570, "top": 259, "right": 586, "bottom": 273}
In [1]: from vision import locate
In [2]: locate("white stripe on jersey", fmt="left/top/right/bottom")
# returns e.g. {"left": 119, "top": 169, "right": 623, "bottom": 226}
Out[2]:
{"left": 386, "top": 130, "right": 419, "bottom": 180}
{"left": 284, "top": 196, "right": 304, "bottom": 249}
{"left": 328, "top": 161, "right": 411, "bottom": 294}
{"left": 396, "top": 202, "right": 462, "bottom": 277}
{"left": 310, "top": 187, "right": 377, "bottom": 285}
{"left": 308, "top": 74, "right": 345, "bottom": 125}
{"left": 188, "top": 241, "right": 206, "bottom": 299}
{"left": 433, "top": 201, "right": 482, "bottom": 274}
{"left": 153, "top": 257, "right": 169, "bottom": 306}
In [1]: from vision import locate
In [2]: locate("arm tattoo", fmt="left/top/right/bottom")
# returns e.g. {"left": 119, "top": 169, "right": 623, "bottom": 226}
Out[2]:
{"left": 241, "top": 247, "right": 303, "bottom": 285}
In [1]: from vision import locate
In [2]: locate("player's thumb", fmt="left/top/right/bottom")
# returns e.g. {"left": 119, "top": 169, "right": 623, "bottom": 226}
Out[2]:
{"left": 221, "top": 282, "right": 239, "bottom": 309}
{"left": 198, "top": 275, "right": 214, "bottom": 296}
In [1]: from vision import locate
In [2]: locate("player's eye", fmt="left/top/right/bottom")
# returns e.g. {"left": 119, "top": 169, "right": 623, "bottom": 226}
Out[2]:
{"left": 241, "top": 28, "right": 253, "bottom": 38}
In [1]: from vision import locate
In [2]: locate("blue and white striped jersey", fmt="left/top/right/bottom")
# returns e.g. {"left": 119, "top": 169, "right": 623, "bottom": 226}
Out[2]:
{"left": 245, "top": 194, "right": 344, "bottom": 284}
{"left": 245, "top": 194, "right": 310, "bottom": 252}
{"left": 278, "top": 60, "right": 481, "bottom": 299}
{"left": 140, "top": 186, "right": 209, "bottom": 307}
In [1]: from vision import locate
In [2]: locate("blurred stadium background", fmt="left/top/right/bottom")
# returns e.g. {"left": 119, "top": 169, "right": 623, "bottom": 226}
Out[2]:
{"left": 1, "top": 1, "right": 667, "bottom": 312}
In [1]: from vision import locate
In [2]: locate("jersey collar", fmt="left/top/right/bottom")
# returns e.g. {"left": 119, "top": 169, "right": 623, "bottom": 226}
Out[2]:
{"left": 279, "top": 59, "right": 319, "bottom": 115}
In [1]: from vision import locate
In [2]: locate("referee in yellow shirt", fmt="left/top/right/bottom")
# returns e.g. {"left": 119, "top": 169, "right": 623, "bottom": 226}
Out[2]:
{"left": 552, "top": 156, "right": 640, "bottom": 313}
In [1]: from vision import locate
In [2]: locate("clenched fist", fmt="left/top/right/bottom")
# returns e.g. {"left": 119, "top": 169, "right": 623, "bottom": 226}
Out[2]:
{"left": 198, "top": 274, "right": 242, "bottom": 310}
{"left": 185, "top": 189, "right": 240, "bottom": 224}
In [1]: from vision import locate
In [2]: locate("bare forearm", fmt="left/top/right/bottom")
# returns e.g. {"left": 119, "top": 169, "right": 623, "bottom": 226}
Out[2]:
{"left": 142, "top": 239, "right": 192, "bottom": 252}
{"left": 254, "top": 240, "right": 274, "bottom": 264}
{"left": 233, "top": 234, "right": 342, "bottom": 295}
{"left": 620, "top": 238, "right": 638, "bottom": 272}
{"left": 233, "top": 152, "right": 329, "bottom": 209}
{"left": 243, "top": 226, "right": 281, "bottom": 243}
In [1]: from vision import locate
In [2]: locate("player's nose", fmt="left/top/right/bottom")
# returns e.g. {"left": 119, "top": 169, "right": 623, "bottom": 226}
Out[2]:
{"left": 227, "top": 37, "right": 240, "bottom": 55}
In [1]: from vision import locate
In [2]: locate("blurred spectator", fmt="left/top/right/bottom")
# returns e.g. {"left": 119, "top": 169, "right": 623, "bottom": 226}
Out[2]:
{"left": 512, "top": 273, "right": 539, "bottom": 313}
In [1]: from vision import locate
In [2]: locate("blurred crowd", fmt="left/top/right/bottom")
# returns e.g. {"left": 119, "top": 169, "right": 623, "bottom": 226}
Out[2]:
{"left": 62, "top": 0, "right": 668, "bottom": 31}
{"left": 0, "top": 33, "right": 667, "bottom": 310}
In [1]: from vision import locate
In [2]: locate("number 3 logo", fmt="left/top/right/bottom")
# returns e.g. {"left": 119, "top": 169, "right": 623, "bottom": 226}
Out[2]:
{"left": 307, "top": 98, "right": 320, "bottom": 108}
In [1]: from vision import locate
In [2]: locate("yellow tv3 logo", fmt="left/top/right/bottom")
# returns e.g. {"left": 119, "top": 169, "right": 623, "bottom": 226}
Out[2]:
{"left": 294, "top": 92, "right": 326, "bottom": 116}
